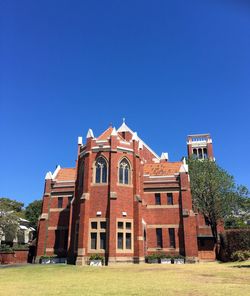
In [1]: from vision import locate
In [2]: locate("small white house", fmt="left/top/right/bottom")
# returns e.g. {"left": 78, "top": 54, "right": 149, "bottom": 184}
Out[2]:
{"left": 0, "top": 217, "right": 35, "bottom": 245}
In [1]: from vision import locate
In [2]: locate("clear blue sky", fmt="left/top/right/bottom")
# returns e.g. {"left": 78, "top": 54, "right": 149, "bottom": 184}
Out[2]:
{"left": 0, "top": 1, "right": 249, "bottom": 206}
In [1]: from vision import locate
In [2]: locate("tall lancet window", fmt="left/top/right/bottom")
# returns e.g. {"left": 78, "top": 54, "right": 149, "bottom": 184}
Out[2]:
{"left": 95, "top": 157, "right": 108, "bottom": 183}
{"left": 119, "top": 158, "right": 131, "bottom": 185}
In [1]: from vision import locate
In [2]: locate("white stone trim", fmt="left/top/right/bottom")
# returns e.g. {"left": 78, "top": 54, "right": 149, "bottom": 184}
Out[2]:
{"left": 86, "top": 128, "right": 94, "bottom": 138}
{"left": 78, "top": 136, "right": 83, "bottom": 145}
{"left": 96, "top": 140, "right": 108, "bottom": 144}
{"left": 132, "top": 132, "right": 138, "bottom": 141}
{"left": 92, "top": 145, "right": 111, "bottom": 150}
{"left": 45, "top": 171, "right": 53, "bottom": 180}
{"left": 111, "top": 127, "right": 118, "bottom": 136}
{"left": 120, "top": 140, "right": 131, "bottom": 146}
{"left": 117, "top": 146, "right": 134, "bottom": 152}
{"left": 52, "top": 165, "right": 61, "bottom": 179}
{"left": 160, "top": 152, "right": 169, "bottom": 161}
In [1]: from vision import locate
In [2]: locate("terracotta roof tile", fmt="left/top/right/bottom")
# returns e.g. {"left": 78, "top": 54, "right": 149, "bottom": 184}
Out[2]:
{"left": 97, "top": 126, "right": 113, "bottom": 140}
{"left": 56, "top": 168, "right": 76, "bottom": 181}
{"left": 144, "top": 162, "right": 182, "bottom": 176}
{"left": 97, "top": 126, "right": 125, "bottom": 141}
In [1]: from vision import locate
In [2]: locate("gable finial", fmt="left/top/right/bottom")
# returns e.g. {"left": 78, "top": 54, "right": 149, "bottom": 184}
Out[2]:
{"left": 86, "top": 128, "right": 94, "bottom": 139}
{"left": 123, "top": 117, "right": 125, "bottom": 124}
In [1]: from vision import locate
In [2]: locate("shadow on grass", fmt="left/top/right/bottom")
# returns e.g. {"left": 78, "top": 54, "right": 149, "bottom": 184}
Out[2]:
{"left": 231, "top": 264, "right": 250, "bottom": 268}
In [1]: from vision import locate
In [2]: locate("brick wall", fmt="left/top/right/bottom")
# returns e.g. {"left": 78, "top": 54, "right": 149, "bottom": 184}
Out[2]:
{"left": 37, "top": 128, "right": 219, "bottom": 264}
{"left": 0, "top": 250, "right": 28, "bottom": 264}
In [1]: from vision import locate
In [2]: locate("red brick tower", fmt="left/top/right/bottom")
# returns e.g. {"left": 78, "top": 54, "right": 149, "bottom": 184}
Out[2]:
{"left": 187, "top": 134, "right": 214, "bottom": 160}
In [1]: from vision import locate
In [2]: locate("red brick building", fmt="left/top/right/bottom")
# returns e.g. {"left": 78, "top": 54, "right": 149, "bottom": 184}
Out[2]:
{"left": 37, "top": 123, "right": 218, "bottom": 264}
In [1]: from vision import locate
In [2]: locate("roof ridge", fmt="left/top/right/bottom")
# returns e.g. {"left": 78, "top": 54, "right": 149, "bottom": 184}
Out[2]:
{"left": 97, "top": 126, "right": 113, "bottom": 140}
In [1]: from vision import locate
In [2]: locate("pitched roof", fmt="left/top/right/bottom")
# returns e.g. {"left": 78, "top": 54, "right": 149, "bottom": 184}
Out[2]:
{"left": 97, "top": 126, "right": 113, "bottom": 140}
{"left": 97, "top": 126, "right": 125, "bottom": 141}
{"left": 144, "top": 162, "right": 182, "bottom": 176}
{"left": 55, "top": 168, "right": 76, "bottom": 181}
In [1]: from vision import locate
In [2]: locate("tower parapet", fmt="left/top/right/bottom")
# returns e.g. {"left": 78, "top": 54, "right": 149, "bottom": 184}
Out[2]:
{"left": 187, "top": 134, "right": 214, "bottom": 160}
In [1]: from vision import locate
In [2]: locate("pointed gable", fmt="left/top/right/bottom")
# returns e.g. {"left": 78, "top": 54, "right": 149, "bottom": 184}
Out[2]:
{"left": 117, "top": 121, "right": 160, "bottom": 161}
{"left": 117, "top": 122, "right": 134, "bottom": 133}
{"left": 117, "top": 122, "right": 134, "bottom": 141}
{"left": 97, "top": 126, "right": 114, "bottom": 140}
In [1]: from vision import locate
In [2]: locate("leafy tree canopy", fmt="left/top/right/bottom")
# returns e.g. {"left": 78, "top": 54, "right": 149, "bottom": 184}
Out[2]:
{"left": 0, "top": 197, "right": 24, "bottom": 214}
{"left": 25, "top": 199, "right": 42, "bottom": 230}
{"left": 0, "top": 198, "right": 22, "bottom": 242}
{"left": 188, "top": 158, "right": 249, "bottom": 242}
{"left": 224, "top": 185, "right": 250, "bottom": 228}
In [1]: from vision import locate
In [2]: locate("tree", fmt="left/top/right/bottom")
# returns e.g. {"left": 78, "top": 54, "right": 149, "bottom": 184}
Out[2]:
{"left": 25, "top": 199, "right": 43, "bottom": 230}
{"left": 0, "top": 197, "right": 24, "bottom": 217}
{"left": 0, "top": 198, "right": 21, "bottom": 243}
{"left": 224, "top": 186, "right": 250, "bottom": 228}
{"left": 0, "top": 212, "right": 19, "bottom": 243}
{"left": 188, "top": 158, "right": 248, "bottom": 244}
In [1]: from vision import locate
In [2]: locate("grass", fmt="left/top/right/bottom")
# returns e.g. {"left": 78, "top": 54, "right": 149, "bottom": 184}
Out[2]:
{"left": 0, "top": 261, "right": 249, "bottom": 296}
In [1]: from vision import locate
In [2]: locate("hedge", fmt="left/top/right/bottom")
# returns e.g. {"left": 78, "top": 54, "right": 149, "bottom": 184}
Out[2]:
{"left": 219, "top": 229, "right": 250, "bottom": 261}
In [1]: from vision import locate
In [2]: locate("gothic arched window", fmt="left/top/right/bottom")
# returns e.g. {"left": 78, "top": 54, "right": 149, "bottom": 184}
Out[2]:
{"left": 95, "top": 157, "right": 108, "bottom": 183}
{"left": 119, "top": 158, "right": 131, "bottom": 185}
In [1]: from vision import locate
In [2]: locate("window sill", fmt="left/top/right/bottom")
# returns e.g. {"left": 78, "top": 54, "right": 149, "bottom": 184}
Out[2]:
{"left": 91, "top": 183, "right": 108, "bottom": 187}
{"left": 49, "top": 208, "right": 70, "bottom": 212}
{"left": 146, "top": 205, "right": 179, "bottom": 209}
{"left": 88, "top": 249, "right": 105, "bottom": 253}
{"left": 115, "top": 249, "right": 134, "bottom": 254}
{"left": 117, "top": 183, "right": 133, "bottom": 188}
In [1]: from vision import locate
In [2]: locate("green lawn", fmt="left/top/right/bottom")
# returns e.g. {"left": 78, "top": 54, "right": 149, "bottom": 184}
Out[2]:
{"left": 0, "top": 261, "right": 249, "bottom": 296}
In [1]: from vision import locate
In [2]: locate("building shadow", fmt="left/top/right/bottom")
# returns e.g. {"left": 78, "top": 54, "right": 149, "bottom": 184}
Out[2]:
{"left": 53, "top": 206, "right": 70, "bottom": 259}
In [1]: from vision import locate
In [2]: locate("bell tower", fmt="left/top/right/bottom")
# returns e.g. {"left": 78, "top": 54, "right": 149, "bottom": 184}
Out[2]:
{"left": 187, "top": 134, "right": 214, "bottom": 160}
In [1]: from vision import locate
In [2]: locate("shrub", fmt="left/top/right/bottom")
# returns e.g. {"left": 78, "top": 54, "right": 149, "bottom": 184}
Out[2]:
{"left": 40, "top": 255, "right": 57, "bottom": 260}
{"left": 13, "top": 243, "right": 29, "bottom": 251}
{"left": 0, "top": 244, "right": 13, "bottom": 253}
{"left": 231, "top": 250, "right": 250, "bottom": 262}
{"left": 145, "top": 253, "right": 177, "bottom": 262}
{"left": 145, "top": 254, "right": 159, "bottom": 261}
{"left": 89, "top": 254, "right": 104, "bottom": 261}
{"left": 156, "top": 253, "right": 168, "bottom": 259}
{"left": 160, "top": 254, "right": 172, "bottom": 259}
{"left": 219, "top": 229, "right": 250, "bottom": 261}
{"left": 173, "top": 254, "right": 185, "bottom": 260}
